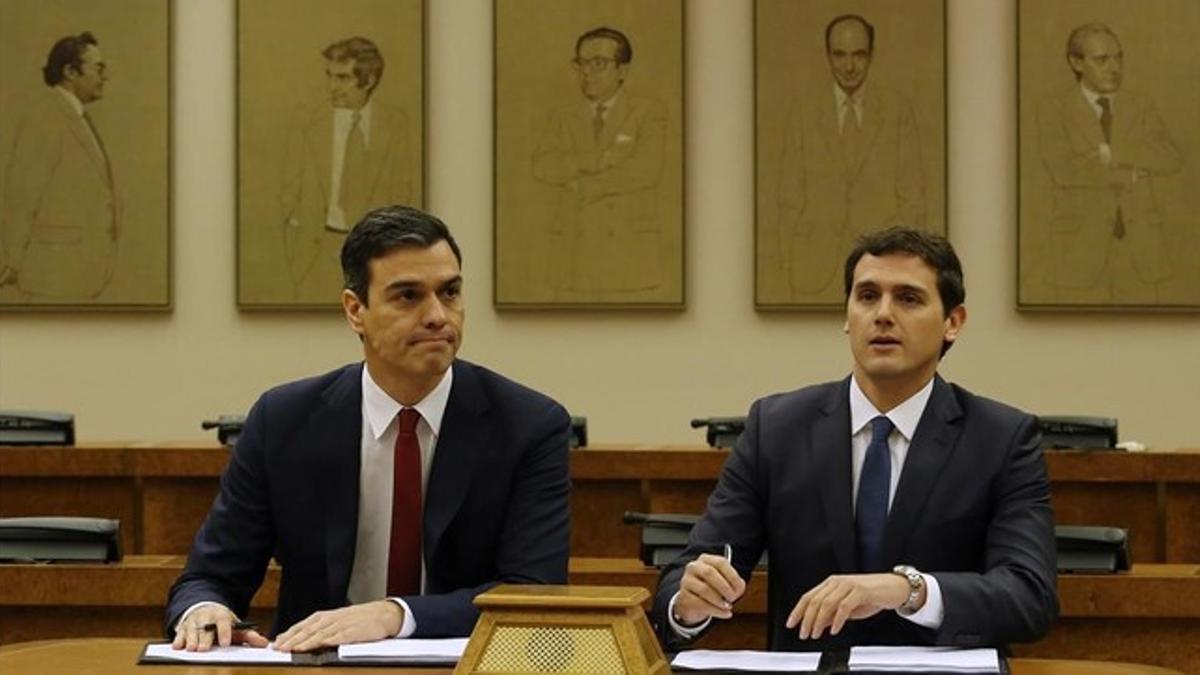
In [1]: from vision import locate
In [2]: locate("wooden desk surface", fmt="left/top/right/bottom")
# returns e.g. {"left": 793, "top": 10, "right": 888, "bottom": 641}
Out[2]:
{"left": 0, "top": 639, "right": 1182, "bottom": 675}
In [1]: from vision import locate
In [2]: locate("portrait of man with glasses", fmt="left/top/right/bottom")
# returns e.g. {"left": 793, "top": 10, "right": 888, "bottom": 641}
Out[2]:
{"left": 531, "top": 26, "right": 668, "bottom": 301}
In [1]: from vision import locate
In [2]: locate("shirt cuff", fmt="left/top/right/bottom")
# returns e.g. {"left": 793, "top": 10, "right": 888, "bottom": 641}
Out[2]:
{"left": 667, "top": 591, "right": 711, "bottom": 639}
{"left": 174, "top": 601, "right": 229, "bottom": 634}
{"left": 896, "top": 573, "right": 944, "bottom": 629}
{"left": 387, "top": 597, "right": 417, "bottom": 638}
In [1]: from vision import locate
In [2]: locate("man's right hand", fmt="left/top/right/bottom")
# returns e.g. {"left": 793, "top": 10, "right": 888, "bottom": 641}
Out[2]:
{"left": 673, "top": 553, "right": 747, "bottom": 626}
{"left": 171, "top": 604, "right": 269, "bottom": 652}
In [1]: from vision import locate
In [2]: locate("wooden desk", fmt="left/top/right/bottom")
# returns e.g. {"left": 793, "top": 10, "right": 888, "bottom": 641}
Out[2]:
{"left": 0, "top": 638, "right": 1182, "bottom": 675}
{"left": 2, "top": 558, "right": 1198, "bottom": 672}
{"left": 5, "top": 443, "right": 1199, "bottom": 561}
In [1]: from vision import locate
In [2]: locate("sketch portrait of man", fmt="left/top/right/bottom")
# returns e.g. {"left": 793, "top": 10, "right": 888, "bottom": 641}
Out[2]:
{"left": 1, "top": 31, "right": 119, "bottom": 301}
{"left": 1035, "top": 23, "right": 1183, "bottom": 304}
{"left": 531, "top": 26, "right": 667, "bottom": 299}
{"left": 775, "top": 14, "right": 925, "bottom": 302}
{"left": 278, "top": 36, "right": 416, "bottom": 301}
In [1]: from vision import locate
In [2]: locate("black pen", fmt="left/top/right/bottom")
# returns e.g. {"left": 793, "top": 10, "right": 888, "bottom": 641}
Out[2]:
{"left": 202, "top": 620, "right": 258, "bottom": 632}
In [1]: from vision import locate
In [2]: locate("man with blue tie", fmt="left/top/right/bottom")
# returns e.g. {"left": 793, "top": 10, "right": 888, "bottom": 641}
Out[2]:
{"left": 167, "top": 205, "right": 570, "bottom": 652}
{"left": 653, "top": 227, "right": 1057, "bottom": 651}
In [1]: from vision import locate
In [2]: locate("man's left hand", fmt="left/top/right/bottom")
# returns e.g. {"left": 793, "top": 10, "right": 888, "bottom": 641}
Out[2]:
{"left": 785, "top": 573, "right": 912, "bottom": 640}
{"left": 274, "top": 600, "right": 403, "bottom": 652}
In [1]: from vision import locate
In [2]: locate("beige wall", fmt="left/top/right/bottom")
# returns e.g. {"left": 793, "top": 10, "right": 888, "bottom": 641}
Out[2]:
{"left": 0, "top": 0, "right": 1196, "bottom": 450}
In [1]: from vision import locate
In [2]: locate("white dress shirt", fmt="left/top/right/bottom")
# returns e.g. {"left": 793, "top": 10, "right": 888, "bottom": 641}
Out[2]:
{"left": 834, "top": 82, "right": 865, "bottom": 134}
{"left": 326, "top": 102, "right": 374, "bottom": 231}
{"left": 349, "top": 363, "right": 452, "bottom": 637}
{"left": 670, "top": 375, "right": 946, "bottom": 638}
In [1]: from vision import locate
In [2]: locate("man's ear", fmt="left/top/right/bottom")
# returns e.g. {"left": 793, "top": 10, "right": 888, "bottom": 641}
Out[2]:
{"left": 943, "top": 305, "right": 967, "bottom": 345}
{"left": 342, "top": 289, "right": 366, "bottom": 336}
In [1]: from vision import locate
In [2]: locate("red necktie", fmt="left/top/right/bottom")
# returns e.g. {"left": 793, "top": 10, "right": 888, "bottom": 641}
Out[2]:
{"left": 387, "top": 408, "right": 422, "bottom": 596}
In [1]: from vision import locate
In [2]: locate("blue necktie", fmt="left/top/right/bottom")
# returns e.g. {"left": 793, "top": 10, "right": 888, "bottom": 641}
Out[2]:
{"left": 856, "top": 416, "right": 894, "bottom": 572}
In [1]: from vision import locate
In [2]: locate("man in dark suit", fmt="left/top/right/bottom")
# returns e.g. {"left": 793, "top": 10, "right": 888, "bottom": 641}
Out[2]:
{"left": 167, "top": 205, "right": 570, "bottom": 651}
{"left": 653, "top": 227, "right": 1057, "bottom": 651}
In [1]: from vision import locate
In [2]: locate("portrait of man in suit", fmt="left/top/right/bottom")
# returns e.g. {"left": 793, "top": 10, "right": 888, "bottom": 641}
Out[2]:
{"left": 1, "top": 31, "right": 119, "bottom": 301}
{"left": 774, "top": 14, "right": 926, "bottom": 304}
{"left": 1035, "top": 23, "right": 1183, "bottom": 305}
{"left": 531, "top": 26, "right": 668, "bottom": 300}
{"left": 278, "top": 36, "right": 417, "bottom": 302}
{"left": 168, "top": 206, "right": 570, "bottom": 652}
{"left": 654, "top": 228, "right": 1057, "bottom": 652}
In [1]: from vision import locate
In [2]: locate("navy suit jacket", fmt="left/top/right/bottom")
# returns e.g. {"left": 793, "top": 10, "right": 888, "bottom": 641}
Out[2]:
{"left": 166, "top": 360, "right": 571, "bottom": 638}
{"left": 653, "top": 375, "right": 1057, "bottom": 651}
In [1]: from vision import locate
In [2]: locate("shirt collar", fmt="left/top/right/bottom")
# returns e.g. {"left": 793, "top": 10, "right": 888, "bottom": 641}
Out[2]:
{"left": 833, "top": 81, "right": 866, "bottom": 110}
{"left": 849, "top": 374, "right": 935, "bottom": 441}
{"left": 362, "top": 363, "right": 453, "bottom": 440}
{"left": 336, "top": 99, "right": 374, "bottom": 127}
{"left": 1080, "top": 83, "right": 1115, "bottom": 108}
{"left": 591, "top": 90, "right": 621, "bottom": 116}
{"left": 54, "top": 86, "right": 85, "bottom": 116}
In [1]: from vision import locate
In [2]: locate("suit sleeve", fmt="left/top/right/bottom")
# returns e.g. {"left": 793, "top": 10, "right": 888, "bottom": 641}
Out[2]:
{"left": 532, "top": 109, "right": 588, "bottom": 185}
{"left": 891, "top": 98, "right": 926, "bottom": 226}
{"left": 652, "top": 400, "right": 767, "bottom": 647}
{"left": 1036, "top": 97, "right": 1123, "bottom": 189}
{"left": 932, "top": 413, "right": 1058, "bottom": 646}
{"left": 403, "top": 400, "right": 572, "bottom": 637}
{"left": 164, "top": 396, "right": 276, "bottom": 637}
{"left": 1111, "top": 99, "right": 1182, "bottom": 177}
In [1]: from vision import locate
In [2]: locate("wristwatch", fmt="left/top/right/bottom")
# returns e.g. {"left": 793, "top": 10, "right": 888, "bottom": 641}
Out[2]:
{"left": 891, "top": 565, "right": 925, "bottom": 613}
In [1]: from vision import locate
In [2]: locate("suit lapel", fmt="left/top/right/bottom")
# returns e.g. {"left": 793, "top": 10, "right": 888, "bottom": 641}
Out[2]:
{"left": 1067, "top": 89, "right": 1105, "bottom": 149}
{"left": 305, "top": 114, "right": 334, "bottom": 206}
{"left": 597, "top": 95, "right": 631, "bottom": 148}
{"left": 52, "top": 93, "right": 110, "bottom": 184}
{"left": 423, "top": 360, "right": 491, "bottom": 565}
{"left": 314, "top": 364, "right": 364, "bottom": 605}
{"left": 846, "top": 90, "right": 885, "bottom": 181}
{"left": 882, "top": 375, "right": 963, "bottom": 565}
{"left": 813, "top": 378, "right": 857, "bottom": 572}
{"left": 362, "top": 105, "right": 392, "bottom": 198}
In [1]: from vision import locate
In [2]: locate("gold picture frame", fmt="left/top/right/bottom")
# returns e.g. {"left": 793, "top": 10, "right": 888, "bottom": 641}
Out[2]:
{"left": 755, "top": 0, "right": 946, "bottom": 310}
{"left": 236, "top": 0, "right": 425, "bottom": 309}
{"left": 1018, "top": 0, "right": 1200, "bottom": 310}
{"left": 494, "top": 0, "right": 685, "bottom": 309}
{"left": 0, "top": 0, "right": 170, "bottom": 310}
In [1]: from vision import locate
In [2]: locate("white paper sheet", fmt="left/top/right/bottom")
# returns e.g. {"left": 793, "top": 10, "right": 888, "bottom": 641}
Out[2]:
{"left": 672, "top": 649, "right": 821, "bottom": 672}
{"left": 143, "top": 643, "right": 292, "bottom": 663}
{"left": 848, "top": 646, "right": 1000, "bottom": 672}
{"left": 337, "top": 637, "right": 468, "bottom": 663}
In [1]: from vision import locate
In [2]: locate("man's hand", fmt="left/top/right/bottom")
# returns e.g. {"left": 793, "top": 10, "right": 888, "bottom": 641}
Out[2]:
{"left": 786, "top": 573, "right": 914, "bottom": 640}
{"left": 171, "top": 604, "right": 269, "bottom": 652}
{"left": 673, "top": 553, "right": 747, "bottom": 626}
{"left": 274, "top": 600, "right": 403, "bottom": 653}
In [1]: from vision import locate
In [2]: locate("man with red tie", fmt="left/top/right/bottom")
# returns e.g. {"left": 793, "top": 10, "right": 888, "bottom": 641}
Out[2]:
{"left": 167, "top": 205, "right": 571, "bottom": 651}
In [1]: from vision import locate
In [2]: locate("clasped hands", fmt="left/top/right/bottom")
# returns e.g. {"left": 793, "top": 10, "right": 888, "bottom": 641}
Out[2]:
{"left": 172, "top": 599, "right": 403, "bottom": 652}
{"left": 674, "top": 554, "right": 914, "bottom": 639}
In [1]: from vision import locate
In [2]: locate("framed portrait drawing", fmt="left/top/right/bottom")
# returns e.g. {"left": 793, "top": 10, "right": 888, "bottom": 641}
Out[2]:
{"left": 237, "top": 0, "right": 424, "bottom": 308}
{"left": 755, "top": 0, "right": 946, "bottom": 309}
{"left": 1018, "top": 1, "right": 1200, "bottom": 310}
{"left": 0, "top": 0, "right": 170, "bottom": 309}
{"left": 494, "top": 0, "right": 684, "bottom": 308}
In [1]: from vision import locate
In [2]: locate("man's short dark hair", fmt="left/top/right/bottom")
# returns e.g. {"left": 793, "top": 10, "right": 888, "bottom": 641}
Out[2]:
{"left": 341, "top": 205, "right": 462, "bottom": 305}
{"left": 323, "top": 37, "right": 385, "bottom": 94}
{"left": 42, "top": 32, "right": 98, "bottom": 87}
{"left": 576, "top": 26, "right": 633, "bottom": 64}
{"left": 843, "top": 227, "right": 964, "bottom": 355}
{"left": 825, "top": 14, "right": 875, "bottom": 55}
{"left": 1065, "top": 23, "right": 1119, "bottom": 80}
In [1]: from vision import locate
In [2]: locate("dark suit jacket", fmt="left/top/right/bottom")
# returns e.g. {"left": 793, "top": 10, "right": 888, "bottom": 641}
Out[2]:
{"left": 653, "top": 375, "right": 1057, "bottom": 651}
{"left": 166, "top": 359, "right": 571, "bottom": 638}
